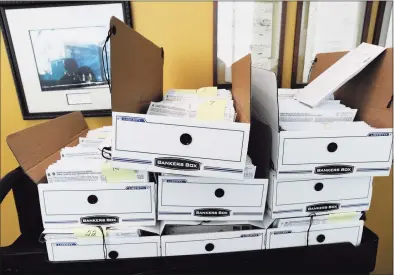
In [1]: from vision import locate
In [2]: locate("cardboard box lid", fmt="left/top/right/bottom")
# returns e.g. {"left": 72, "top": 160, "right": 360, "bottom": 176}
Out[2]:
{"left": 6, "top": 112, "right": 89, "bottom": 183}
{"left": 309, "top": 47, "right": 393, "bottom": 128}
{"left": 110, "top": 16, "right": 164, "bottom": 114}
{"left": 232, "top": 54, "right": 251, "bottom": 123}
{"left": 295, "top": 43, "right": 386, "bottom": 108}
{"left": 110, "top": 17, "right": 251, "bottom": 123}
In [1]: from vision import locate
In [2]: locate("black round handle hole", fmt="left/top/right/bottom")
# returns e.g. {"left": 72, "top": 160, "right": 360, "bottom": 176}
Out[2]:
{"left": 314, "top": 182, "right": 324, "bottom": 192}
{"left": 327, "top": 142, "right": 338, "bottom": 153}
{"left": 87, "top": 195, "right": 98, "bottom": 204}
{"left": 205, "top": 243, "right": 214, "bottom": 252}
{"left": 108, "top": 251, "right": 118, "bottom": 259}
{"left": 215, "top": 188, "right": 225, "bottom": 198}
{"left": 180, "top": 133, "right": 192, "bottom": 145}
{"left": 316, "top": 234, "right": 325, "bottom": 243}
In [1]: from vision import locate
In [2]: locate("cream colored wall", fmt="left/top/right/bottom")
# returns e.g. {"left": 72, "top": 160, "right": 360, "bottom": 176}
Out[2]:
{"left": 0, "top": 2, "right": 213, "bottom": 246}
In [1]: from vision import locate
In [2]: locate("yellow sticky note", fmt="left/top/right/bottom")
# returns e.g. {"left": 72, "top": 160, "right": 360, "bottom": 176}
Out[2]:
{"left": 196, "top": 100, "right": 227, "bottom": 121}
{"left": 197, "top": 87, "right": 218, "bottom": 97}
{"left": 101, "top": 163, "right": 137, "bottom": 183}
{"left": 171, "top": 89, "right": 197, "bottom": 94}
{"left": 73, "top": 227, "right": 105, "bottom": 238}
{"left": 328, "top": 212, "right": 357, "bottom": 222}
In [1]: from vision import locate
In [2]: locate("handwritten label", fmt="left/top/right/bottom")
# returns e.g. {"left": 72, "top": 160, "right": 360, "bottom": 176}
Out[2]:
{"left": 328, "top": 212, "right": 358, "bottom": 222}
{"left": 196, "top": 100, "right": 227, "bottom": 121}
{"left": 101, "top": 163, "right": 137, "bottom": 183}
{"left": 73, "top": 227, "right": 106, "bottom": 238}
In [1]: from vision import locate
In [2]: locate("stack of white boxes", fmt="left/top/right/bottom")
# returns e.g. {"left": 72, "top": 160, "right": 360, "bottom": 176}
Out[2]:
{"left": 7, "top": 18, "right": 392, "bottom": 263}
{"left": 26, "top": 18, "right": 269, "bottom": 262}
{"left": 36, "top": 126, "right": 163, "bottom": 261}
{"left": 251, "top": 43, "right": 393, "bottom": 250}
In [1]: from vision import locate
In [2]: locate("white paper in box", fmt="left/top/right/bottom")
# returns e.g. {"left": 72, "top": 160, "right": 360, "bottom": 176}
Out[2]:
{"left": 251, "top": 44, "right": 393, "bottom": 180}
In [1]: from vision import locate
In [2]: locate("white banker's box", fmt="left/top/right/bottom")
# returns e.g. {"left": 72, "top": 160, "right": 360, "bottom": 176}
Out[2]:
{"left": 160, "top": 221, "right": 266, "bottom": 257}
{"left": 264, "top": 215, "right": 364, "bottom": 249}
{"left": 267, "top": 171, "right": 372, "bottom": 218}
{"left": 158, "top": 176, "right": 268, "bottom": 221}
{"left": 109, "top": 17, "right": 252, "bottom": 180}
{"left": 252, "top": 44, "right": 393, "bottom": 180}
{"left": 44, "top": 225, "right": 160, "bottom": 262}
{"left": 38, "top": 182, "right": 156, "bottom": 228}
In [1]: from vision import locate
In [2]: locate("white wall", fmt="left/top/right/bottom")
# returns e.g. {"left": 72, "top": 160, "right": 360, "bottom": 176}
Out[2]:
{"left": 216, "top": 1, "right": 282, "bottom": 83}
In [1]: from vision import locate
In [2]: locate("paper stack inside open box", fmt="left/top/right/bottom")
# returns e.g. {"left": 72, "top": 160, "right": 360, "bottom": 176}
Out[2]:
{"left": 251, "top": 42, "right": 393, "bottom": 249}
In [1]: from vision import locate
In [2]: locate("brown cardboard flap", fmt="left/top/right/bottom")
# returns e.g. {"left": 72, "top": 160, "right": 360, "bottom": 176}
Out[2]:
{"left": 310, "top": 48, "right": 393, "bottom": 128}
{"left": 232, "top": 54, "right": 251, "bottom": 123}
{"left": 6, "top": 112, "right": 88, "bottom": 183}
{"left": 110, "top": 17, "right": 164, "bottom": 114}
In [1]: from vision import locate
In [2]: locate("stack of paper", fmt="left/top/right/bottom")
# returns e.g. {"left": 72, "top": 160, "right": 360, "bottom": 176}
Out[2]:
{"left": 279, "top": 98, "right": 357, "bottom": 123}
{"left": 147, "top": 87, "right": 237, "bottom": 122}
{"left": 280, "top": 121, "right": 372, "bottom": 131}
{"left": 277, "top": 88, "right": 364, "bottom": 130}
{"left": 46, "top": 126, "right": 148, "bottom": 184}
{"left": 164, "top": 224, "right": 253, "bottom": 235}
{"left": 272, "top": 212, "right": 363, "bottom": 228}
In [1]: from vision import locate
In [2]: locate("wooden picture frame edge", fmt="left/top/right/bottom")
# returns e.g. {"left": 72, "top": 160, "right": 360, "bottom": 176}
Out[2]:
{"left": 0, "top": 1, "right": 132, "bottom": 120}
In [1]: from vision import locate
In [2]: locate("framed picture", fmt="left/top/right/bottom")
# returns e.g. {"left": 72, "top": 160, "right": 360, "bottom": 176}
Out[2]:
{"left": 0, "top": 1, "right": 132, "bottom": 119}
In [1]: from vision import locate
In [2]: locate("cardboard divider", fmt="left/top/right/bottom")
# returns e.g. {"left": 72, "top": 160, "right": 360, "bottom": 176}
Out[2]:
{"left": 7, "top": 112, "right": 89, "bottom": 183}
{"left": 251, "top": 68, "right": 279, "bottom": 131}
{"left": 232, "top": 54, "right": 251, "bottom": 123}
{"left": 310, "top": 48, "right": 393, "bottom": 128}
{"left": 110, "top": 16, "right": 164, "bottom": 114}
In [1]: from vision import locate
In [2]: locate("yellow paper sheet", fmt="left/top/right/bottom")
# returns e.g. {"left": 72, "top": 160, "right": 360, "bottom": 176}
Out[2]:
{"left": 328, "top": 212, "right": 358, "bottom": 222}
{"left": 196, "top": 87, "right": 218, "bottom": 97}
{"left": 101, "top": 162, "right": 137, "bottom": 183}
{"left": 196, "top": 100, "right": 227, "bottom": 121}
{"left": 73, "top": 227, "right": 106, "bottom": 238}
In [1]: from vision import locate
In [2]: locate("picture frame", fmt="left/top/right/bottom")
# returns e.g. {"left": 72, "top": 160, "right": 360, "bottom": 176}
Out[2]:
{"left": 0, "top": 1, "right": 132, "bottom": 119}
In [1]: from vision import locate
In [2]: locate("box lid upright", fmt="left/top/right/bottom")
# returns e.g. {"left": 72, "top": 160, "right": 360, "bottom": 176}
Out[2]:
{"left": 308, "top": 47, "right": 393, "bottom": 128}
{"left": 110, "top": 17, "right": 164, "bottom": 114}
{"left": 232, "top": 54, "right": 251, "bottom": 123}
{"left": 6, "top": 112, "right": 89, "bottom": 183}
{"left": 294, "top": 43, "right": 386, "bottom": 108}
